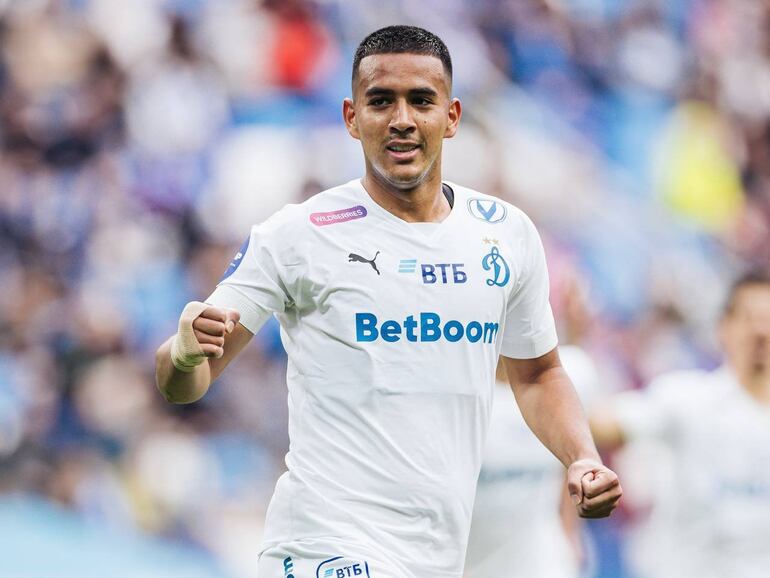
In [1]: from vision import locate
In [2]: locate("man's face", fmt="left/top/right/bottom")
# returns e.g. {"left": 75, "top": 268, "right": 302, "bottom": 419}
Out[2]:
{"left": 343, "top": 53, "right": 461, "bottom": 190}
{"left": 720, "top": 285, "right": 770, "bottom": 378}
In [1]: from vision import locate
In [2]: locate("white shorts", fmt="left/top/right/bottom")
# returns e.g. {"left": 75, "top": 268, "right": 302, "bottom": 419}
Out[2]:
{"left": 258, "top": 538, "right": 410, "bottom": 578}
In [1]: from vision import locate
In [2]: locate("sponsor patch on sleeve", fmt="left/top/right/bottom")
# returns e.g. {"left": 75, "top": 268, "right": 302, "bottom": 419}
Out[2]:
{"left": 310, "top": 205, "right": 367, "bottom": 227}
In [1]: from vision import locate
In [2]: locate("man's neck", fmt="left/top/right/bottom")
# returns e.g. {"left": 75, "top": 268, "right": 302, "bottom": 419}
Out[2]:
{"left": 362, "top": 169, "right": 451, "bottom": 223}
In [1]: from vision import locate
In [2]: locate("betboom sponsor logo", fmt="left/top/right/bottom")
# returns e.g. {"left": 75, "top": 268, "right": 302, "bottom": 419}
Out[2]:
{"left": 356, "top": 312, "right": 499, "bottom": 344}
{"left": 310, "top": 205, "right": 367, "bottom": 226}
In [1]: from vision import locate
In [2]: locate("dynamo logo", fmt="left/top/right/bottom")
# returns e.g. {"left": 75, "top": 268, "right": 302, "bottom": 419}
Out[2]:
{"left": 356, "top": 312, "right": 499, "bottom": 344}
{"left": 482, "top": 246, "right": 510, "bottom": 287}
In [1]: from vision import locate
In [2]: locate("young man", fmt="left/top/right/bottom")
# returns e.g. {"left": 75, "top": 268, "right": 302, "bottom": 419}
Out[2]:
{"left": 591, "top": 271, "right": 770, "bottom": 578}
{"left": 156, "top": 26, "right": 621, "bottom": 578}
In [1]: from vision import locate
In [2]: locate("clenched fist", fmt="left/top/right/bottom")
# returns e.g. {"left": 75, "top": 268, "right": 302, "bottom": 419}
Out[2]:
{"left": 171, "top": 301, "right": 241, "bottom": 371}
{"left": 567, "top": 458, "right": 622, "bottom": 518}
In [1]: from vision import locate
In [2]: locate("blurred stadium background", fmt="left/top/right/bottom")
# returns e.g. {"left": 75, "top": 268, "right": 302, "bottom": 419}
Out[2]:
{"left": 0, "top": 0, "right": 768, "bottom": 576}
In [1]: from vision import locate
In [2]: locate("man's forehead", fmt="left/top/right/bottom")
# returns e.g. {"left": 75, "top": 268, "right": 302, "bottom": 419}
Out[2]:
{"left": 355, "top": 53, "right": 450, "bottom": 93}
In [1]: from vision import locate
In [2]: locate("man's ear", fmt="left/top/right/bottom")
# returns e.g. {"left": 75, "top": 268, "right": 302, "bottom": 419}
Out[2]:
{"left": 444, "top": 97, "right": 462, "bottom": 138}
{"left": 343, "top": 98, "right": 360, "bottom": 140}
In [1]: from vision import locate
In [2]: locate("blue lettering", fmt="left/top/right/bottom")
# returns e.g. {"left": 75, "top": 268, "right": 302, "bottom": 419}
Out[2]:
{"left": 404, "top": 315, "right": 418, "bottom": 342}
{"left": 436, "top": 263, "right": 450, "bottom": 283}
{"left": 421, "top": 312, "right": 441, "bottom": 341}
{"left": 381, "top": 320, "right": 402, "bottom": 342}
{"left": 466, "top": 321, "right": 482, "bottom": 342}
{"left": 356, "top": 313, "right": 378, "bottom": 341}
{"left": 483, "top": 322, "right": 499, "bottom": 343}
{"left": 444, "top": 320, "right": 464, "bottom": 342}
{"left": 354, "top": 313, "right": 498, "bottom": 344}
{"left": 452, "top": 264, "right": 467, "bottom": 283}
{"left": 421, "top": 264, "right": 436, "bottom": 284}
{"left": 420, "top": 263, "right": 466, "bottom": 283}
{"left": 353, "top": 565, "right": 362, "bottom": 576}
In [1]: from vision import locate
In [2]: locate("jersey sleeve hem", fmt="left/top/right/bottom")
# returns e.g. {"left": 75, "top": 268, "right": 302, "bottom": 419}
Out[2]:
{"left": 206, "top": 285, "right": 273, "bottom": 335}
{"left": 499, "top": 329, "right": 558, "bottom": 359}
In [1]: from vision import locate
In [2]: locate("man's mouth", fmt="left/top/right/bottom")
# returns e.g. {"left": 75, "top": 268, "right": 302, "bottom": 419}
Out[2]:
{"left": 386, "top": 142, "right": 421, "bottom": 160}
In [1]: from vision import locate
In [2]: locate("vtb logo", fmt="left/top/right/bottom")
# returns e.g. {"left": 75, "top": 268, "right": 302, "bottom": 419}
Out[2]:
{"left": 318, "top": 557, "right": 371, "bottom": 578}
{"left": 324, "top": 565, "right": 365, "bottom": 577}
{"left": 398, "top": 259, "right": 467, "bottom": 284}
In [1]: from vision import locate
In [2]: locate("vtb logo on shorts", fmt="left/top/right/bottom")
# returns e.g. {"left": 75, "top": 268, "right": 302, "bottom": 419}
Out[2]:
{"left": 323, "top": 565, "right": 365, "bottom": 578}
{"left": 317, "top": 556, "right": 370, "bottom": 578}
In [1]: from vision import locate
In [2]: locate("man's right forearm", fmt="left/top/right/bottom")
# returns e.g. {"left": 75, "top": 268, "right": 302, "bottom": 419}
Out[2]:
{"left": 155, "top": 336, "right": 212, "bottom": 404}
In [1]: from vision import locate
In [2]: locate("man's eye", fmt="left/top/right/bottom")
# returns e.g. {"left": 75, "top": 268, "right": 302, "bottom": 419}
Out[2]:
{"left": 414, "top": 98, "right": 432, "bottom": 106}
{"left": 369, "top": 98, "right": 390, "bottom": 106}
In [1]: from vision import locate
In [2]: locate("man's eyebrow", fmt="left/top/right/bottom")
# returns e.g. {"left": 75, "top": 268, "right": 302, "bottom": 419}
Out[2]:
{"left": 363, "top": 87, "right": 440, "bottom": 98}
{"left": 364, "top": 87, "right": 395, "bottom": 97}
{"left": 409, "top": 87, "right": 439, "bottom": 97}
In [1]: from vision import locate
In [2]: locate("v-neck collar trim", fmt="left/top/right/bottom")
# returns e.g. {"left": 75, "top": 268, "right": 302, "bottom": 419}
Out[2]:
{"left": 351, "top": 178, "right": 462, "bottom": 241}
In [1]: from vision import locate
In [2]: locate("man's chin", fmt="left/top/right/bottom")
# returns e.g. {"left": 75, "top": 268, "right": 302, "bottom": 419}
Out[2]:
{"left": 380, "top": 169, "right": 427, "bottom": 190}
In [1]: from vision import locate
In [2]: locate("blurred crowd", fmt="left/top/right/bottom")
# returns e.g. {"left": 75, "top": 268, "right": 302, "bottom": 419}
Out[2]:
{"left": 1, "top": 0, "right": 769, "bottom": 576}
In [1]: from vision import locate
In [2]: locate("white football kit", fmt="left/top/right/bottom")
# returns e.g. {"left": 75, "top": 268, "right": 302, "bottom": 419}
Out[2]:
{"left": 612, "top": 367, "right": 770, "bottom": 578}
{"left": 464, "top": 345, "right": 600, "bottom": 578}
{"left": 207, "top": 179, "right": 558, "bottom": 578}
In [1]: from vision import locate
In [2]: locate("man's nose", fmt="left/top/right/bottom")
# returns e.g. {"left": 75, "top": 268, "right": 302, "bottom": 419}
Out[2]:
{"left": 389, "top": 100, "right": 416, "bottom": 133}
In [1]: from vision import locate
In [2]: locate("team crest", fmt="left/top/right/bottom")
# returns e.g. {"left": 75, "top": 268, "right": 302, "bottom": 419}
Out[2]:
{"left": 467, "top": 198, "right": 507, "bottom": 224}
{"left": 482, "top": 245, "right": 510, "bottom": 287}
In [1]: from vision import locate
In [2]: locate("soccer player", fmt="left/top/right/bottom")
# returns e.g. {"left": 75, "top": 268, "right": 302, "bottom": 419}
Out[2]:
{"left": 591, "top": 270, "right": 770, "bottom": 578}
{"left": 155, "top": 26, "right": 621, "bottom": 578}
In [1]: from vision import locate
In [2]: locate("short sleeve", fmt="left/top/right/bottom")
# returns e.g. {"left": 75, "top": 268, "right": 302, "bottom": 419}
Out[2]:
{"left": 206, "top": 222, "right": 292, "bottom": 335}
{"left": 499, "top": 213, "right": 558, "bottom": 359}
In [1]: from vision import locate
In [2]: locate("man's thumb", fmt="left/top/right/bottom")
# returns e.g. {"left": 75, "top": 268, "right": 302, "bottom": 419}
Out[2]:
{"left": 224, "top": 309, "right": 241, "bottom": 333}
{"left": 567, "top": 472, "right": 583, "bottom": 506}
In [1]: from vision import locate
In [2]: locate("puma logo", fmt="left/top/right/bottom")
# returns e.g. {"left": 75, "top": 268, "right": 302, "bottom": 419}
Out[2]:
{"left": 348, "top": 251, "right": 381, "bottom": 275}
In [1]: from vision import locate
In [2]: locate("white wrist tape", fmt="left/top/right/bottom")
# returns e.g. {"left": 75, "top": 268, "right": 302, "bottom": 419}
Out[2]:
{"left": 170, "top": 301, "right": 210, "bottom": 372}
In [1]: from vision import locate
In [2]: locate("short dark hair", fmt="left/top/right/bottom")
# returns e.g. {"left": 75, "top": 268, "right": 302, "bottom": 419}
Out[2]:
{"left": 723, "top": 268, "right": 770, "bottom": 316}
{"left": 352, "top": 25, "right": 452, "bottom": 86}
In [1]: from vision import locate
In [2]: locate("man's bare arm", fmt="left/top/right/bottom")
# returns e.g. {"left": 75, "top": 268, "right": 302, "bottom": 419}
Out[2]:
{"left": 503, "top": 349, "right": 622, "bottom": 518}
{"left": 155, "top": 304, "right": 253, "bottom": 404}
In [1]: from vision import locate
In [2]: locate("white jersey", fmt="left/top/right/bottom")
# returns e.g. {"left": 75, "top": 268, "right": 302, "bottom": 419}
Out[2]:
{"left": 207, "top": 179, "right": 558, "bottom": 578}
{"left": 613, "top": 367, "right": 770, "bottom": 578}
{"left": 464, "top": 345, "right": 599, "bottom": 578}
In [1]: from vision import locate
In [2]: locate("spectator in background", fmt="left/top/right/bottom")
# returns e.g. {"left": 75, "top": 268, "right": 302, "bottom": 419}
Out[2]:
{"left": 591, "top": 270, "right": 770, "bottom": 578}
